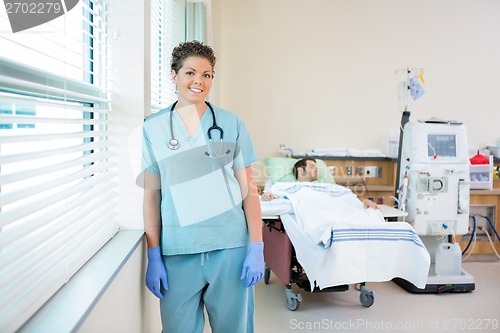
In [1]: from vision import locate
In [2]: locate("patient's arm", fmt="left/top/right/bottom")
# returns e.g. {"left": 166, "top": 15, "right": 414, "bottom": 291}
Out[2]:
{"left": 261, "top": 192, "right": 277, "bottom": 201}
{"left": 362, "top": 198, "right": 379, "bottom": 210}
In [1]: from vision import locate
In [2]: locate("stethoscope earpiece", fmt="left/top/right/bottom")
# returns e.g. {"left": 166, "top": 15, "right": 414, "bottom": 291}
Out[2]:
{"left": 204, "top": 148, "right": 231, "bottom": 159}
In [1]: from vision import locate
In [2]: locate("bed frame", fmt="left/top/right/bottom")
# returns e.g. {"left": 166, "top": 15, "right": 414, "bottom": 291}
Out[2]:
{"left": 262, "top": 216, "right": 375, "bottom": 310}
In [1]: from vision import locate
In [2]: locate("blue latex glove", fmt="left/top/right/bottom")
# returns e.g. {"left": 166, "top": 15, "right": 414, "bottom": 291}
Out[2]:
{"left": 240, "top": 242, "right": 265, "bottom": 288}
{"left": 145, "top": 246, "right": 168, "bottom": 299}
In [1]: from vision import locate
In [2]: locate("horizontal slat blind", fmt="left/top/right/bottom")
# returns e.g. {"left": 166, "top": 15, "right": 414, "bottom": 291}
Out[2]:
{"left": 151, "top": 0, "right": 168, "bottom": 112}
{"left": 185, "top": 0, "right": 214, "bottom": 101}
{"left": 0, "top": 1, "right": 118, "bottom": 332}
{"left": 151, "top": 0, "right": 181, "bottom": 113}
{"left": 185, "top": 1, "right": 207, "bottom": 43}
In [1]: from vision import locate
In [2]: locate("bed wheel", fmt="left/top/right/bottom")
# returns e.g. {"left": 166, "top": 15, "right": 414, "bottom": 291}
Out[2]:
{"left": 285, "top": 287, "right": 302, "bottom": 311}
{"left": 264, "top": 268, "right": 270, "bottom": 284}
{"left": 359, "top": 285, "right": 375, "bottom": 307}
{"left": 287, "top": 297, "right": 300, "bottom": 311}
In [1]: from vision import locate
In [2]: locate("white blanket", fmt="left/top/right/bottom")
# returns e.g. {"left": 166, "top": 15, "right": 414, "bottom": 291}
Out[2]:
{"left": 261, "top": 182, "right": 430, "bottom": 289}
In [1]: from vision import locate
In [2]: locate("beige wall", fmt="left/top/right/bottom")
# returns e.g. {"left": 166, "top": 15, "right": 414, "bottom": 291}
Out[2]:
{"left": 77, "top": 1, "right": 500, "bottom": 331}
{"left": 211, "top": 0, "right": 500, "bottom": 182}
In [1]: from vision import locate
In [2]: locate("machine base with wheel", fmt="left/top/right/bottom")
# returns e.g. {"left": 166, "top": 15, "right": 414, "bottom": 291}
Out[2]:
{"left": 393, "top": 265, "right": 475, "bottom": 294}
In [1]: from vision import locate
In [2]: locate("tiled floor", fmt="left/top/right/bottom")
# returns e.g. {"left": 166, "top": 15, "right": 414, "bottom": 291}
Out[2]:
{"left": 205, "top": 255, "right": 500, "bottom": 332}
{"left": 253, "top": 257, "right": 500, "bottom": 333}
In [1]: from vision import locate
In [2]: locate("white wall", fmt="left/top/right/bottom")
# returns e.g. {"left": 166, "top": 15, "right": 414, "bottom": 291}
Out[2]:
{"left": 211, "top": 0, "right": 500, "bottom": 183}
{"left": 109, "top": 0, "right": 149, "bottom": 230}
{"left": 78, "top": 0, "right": 161, "bottom": 331}
{"left": 78, "top": 240, "right": 145, "bottom": 333}
{"left": 78, "top": 239, "right": 162, "bottom": 333}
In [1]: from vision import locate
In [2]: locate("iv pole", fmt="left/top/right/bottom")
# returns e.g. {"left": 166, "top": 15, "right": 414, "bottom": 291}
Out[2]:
{"left": 394, "top": 67, "right": 423, "bottom": 209}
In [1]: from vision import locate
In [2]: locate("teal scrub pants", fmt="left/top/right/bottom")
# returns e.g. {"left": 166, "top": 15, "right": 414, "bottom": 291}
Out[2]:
{"left": 160, "top": 246, "right": 254, "bottom": 333}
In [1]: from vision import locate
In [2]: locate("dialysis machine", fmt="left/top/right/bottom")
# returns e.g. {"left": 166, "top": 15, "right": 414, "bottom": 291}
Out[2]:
{"left": 395, "top": 119, "right": 475, "bottom": 293}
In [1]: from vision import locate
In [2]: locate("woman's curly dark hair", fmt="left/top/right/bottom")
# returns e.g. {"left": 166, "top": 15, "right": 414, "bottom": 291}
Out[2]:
{"left": 170, "top": 40, "right": 216, "bottom": 74}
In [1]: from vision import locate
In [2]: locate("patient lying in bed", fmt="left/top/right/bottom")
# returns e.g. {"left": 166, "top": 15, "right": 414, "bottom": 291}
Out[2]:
{"left": 260, "top": 158, "right": 431, "bottom": 289}
{"left": 264, "top": 180, "right": 387, "bottom": 247}
{"left": 261, "top": 157, "right": 378, "bottom": 210}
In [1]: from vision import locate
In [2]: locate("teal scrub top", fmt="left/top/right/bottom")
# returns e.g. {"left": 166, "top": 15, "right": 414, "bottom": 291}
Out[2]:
{"left": 141, "top": 103, "right": 258, "bottom": 255}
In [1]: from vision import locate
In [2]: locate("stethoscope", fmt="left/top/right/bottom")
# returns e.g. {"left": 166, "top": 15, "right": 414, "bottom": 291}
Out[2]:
{"left": 168, "top": 101, "right": 230, "bottom": 158}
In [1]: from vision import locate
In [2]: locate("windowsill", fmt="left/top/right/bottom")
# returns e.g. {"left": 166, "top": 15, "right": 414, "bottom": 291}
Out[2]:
{"left": 18, "top": 229, "right": 144, "bottom": 333}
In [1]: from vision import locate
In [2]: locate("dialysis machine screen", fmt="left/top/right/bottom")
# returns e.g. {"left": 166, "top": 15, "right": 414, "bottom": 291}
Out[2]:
{"left": 427, "top": 134, "right": 456, "bottom": 157}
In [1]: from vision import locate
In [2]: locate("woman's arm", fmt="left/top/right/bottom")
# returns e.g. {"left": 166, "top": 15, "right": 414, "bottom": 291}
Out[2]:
{"left": 143, "top": 172, "right": 168, "bottom": 298}
{"left": 237, "top": 165, "right": 263, "bottom": 242}
{"left": 237, "top": 165, "right": 265, "bottom": 287}
{"left": 143, "top": 172, "right": 162, "bottom": 247}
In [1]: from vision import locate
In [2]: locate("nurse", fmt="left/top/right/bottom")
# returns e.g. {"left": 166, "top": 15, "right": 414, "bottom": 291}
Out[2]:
{"left": 141, "top": 40, "right": 264, "bottom": 333}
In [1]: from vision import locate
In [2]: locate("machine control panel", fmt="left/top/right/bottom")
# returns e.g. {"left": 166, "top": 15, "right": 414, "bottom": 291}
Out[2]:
{"left": 399, "top": 121, "right": 470, "bottom": 236}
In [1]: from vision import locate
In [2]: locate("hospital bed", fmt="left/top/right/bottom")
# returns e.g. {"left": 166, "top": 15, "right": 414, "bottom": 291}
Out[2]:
{"left": 262, "top": 215, "right": 374, "bottom": 310}
{"left": 260, "top": 182, "right": 430, "bottom": 311}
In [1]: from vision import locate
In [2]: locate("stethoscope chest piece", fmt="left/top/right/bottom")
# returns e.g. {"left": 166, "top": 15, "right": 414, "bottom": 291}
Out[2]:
{"left": 168, "top": 138, "right": 180, "bottom": 150}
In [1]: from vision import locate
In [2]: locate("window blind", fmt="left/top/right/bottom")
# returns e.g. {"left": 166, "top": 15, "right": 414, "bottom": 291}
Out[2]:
{"left": 151, "top": 0, "right": 188, "bottom": 114}
{"left": 185, "top": 1, "right": 207, "bottom": 43}
{"left": 184, "top": 0, "right": 213, "bottom": 101}
{"left": 0, "top": 1, "right": 118, "bottom": 332}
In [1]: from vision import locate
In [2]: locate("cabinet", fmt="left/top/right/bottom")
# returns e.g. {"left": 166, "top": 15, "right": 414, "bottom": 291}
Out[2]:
{"left": 318, "top": 157, "right": 398, "bottom": 207}
{"left": 462, "top": 190, "right": 500, "bottom": 254}
{"left": 315, "top": 156, "right": 500, "bottom": 254}
{"left": 466, "top": 160, "right": 500, "bottom": 254}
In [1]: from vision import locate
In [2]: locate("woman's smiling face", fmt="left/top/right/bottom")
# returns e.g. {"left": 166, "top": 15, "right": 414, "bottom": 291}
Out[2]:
{"left": 172, "top": 56, "right": 213, "bottom": 107}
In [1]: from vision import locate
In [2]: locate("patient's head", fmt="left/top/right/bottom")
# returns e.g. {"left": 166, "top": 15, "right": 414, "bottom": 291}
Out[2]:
{"left": 293, "top": 158, "right": 318, "bottom": 182}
